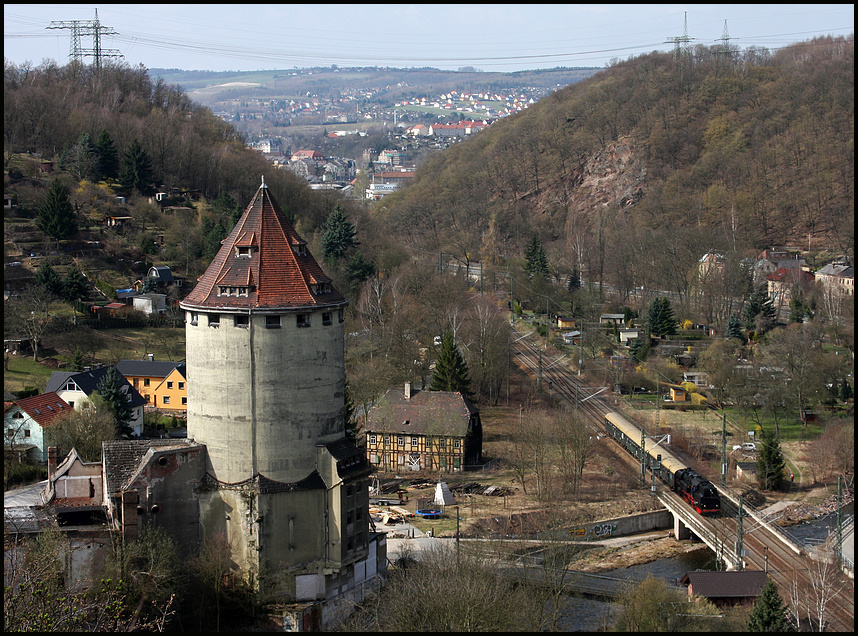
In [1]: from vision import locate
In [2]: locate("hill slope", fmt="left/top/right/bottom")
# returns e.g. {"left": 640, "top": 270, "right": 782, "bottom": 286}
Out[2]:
{"left": 378, "top": 37, "right": 854, "bottom": 284}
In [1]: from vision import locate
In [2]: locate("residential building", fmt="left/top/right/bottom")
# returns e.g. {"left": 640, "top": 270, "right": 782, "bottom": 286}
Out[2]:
{"left": 152, "top": 364, "right": 188, "bottom": 412}
{"left": 815, "top": 262, "right": 854, "bottom": 297}
{"left": 681, "top": 570, "right": 767, "bottom": 607}
{"left": 5, "top": 392, "right": 72, "bottom": 463}
{"left": 45, "top": 366, "right": 146, "bottom": 437}
{"left": 766, "top": 267, "right": 814, "bottom": 313}
{"left": 115, "top": 356, "right": 185, "bottom": 408}
{"left": 132, "top": 293, "right": 167, "bottom": 316}
{"left": 365, "top": 382, "right": 482, "bottom": 473}
{"left": 290, "top": 149, "right": 325, "bottom": 163}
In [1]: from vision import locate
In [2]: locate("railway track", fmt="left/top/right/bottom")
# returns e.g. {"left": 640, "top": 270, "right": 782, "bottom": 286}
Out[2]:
{"left": 510, "top": 331, "right": 854, "bottom": 631}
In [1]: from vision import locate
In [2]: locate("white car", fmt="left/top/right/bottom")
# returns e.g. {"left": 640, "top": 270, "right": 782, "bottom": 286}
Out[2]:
{"left": 733, "top": 442, "right": 757, "bottom": 452}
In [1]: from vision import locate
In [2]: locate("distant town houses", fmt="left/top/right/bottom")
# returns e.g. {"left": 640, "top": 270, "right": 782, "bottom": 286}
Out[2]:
{"left": 815, "top": 262, "right": 854, "bottom": 297}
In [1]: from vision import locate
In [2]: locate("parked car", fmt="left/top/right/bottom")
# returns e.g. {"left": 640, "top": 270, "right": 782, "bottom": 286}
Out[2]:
{"left": 732, "top": 442, "right": 757, "bottom": 452}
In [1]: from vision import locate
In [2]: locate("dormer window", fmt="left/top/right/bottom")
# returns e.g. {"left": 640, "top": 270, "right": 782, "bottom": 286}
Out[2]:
{"left": 314, "top": 282, "right": 331, "bottom": 295}
{"left": 236, "top": 246, "right": 253, "bottom": 258}
{"left": 294, "top": 243, "right": 307, "bottom": 256}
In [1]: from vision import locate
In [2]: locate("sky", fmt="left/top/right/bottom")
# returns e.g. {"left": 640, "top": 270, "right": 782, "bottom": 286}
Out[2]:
{"left": 4, "top": 4, "right": 854, "bottom": 73}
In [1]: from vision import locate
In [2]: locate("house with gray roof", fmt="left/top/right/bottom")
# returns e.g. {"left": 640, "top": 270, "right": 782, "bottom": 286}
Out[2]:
{"left": 364, "top": 382, "right": 482, "bottom": 473}
{"left": 45, "top": 366, "right": 146, "bottom": 436}
{"left": 681, "top": 570, "right": 768, "bottom": 607}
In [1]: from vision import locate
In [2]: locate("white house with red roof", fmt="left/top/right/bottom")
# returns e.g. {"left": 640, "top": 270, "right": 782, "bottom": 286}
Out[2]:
{"left": 5, "top": 392, "right": 72, "bottom": 462}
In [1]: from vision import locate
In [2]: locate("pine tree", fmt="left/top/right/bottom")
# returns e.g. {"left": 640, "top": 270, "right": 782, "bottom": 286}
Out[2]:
{"left": 756, "top": 427, "right": 786, "bottom": 490}
{"left": 95, "top": 129, "right": 120, "bottom": 180}
{"left": 321, "top": 204, "right": 359, "bottom": 263}
{"left": 35, "top": 263, "right": 64, "bottom": 296}
{"left": 746, "top": 580, "right": 794, "bottom": 631}
{"left": 96, "top": 367, "right": 134, "bottom": 438}
{"left": 646, "top": 297, "right": 676, "bottom": 338}
{"left": 524, "top": 235, "right": 549, "bottom": 279}
{"left": 61, "top": 267, "right": 88, "bottom": 303}
{"left": 743, "top": 286, "right": 777, "bottom": 333}
{"left": 567, "top": 268, "right": 581, "bottom": 291}
{"left": 656, "top": 297, "right": 677, "bottom": 337}
{"left": 727, "top": 313, "right": 745, "bottom": 341}
{"left": 430, "top": 332, "right": 473, "bottom": 399}
{"left": 36, "top": 179, "right": 78, "bottom": 246}
{"left": 120, "top": 138, "right": 155, "bottom": 196}
{"left": 346, "top": 252, "right": 375, "bottom": 285}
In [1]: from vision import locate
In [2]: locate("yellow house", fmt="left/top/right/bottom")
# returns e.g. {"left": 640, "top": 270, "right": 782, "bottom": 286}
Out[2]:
{"left": 152, "top": 364, "right": 187, "bottom": 412}
{"left": 116, "top": 357, "right": 185, "bottom": 409}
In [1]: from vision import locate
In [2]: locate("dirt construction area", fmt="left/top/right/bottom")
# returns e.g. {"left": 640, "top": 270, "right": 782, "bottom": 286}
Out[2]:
{"left": 369, "top": 366, "right": 849, "bottom": 571}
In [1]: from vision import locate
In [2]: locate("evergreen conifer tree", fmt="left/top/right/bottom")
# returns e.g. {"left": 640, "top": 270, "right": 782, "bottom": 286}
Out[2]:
{"left": 727, "top": 313, "right": 745, "bottom": 341}
{"left": 524, "top": 235, "right": 549, "bottom": 279}
{"left": 646, "top": 297, "right": 677, "bottom": 338}
{"left": 321, "top": 204, "right": 359, "bottom": 263}
{"left": 35, "top": 263, "right": 64, "bottom": 296}
{"left": 36, "top": 179, "right": 78, "bottom": 246}
{"left": 567, "top": 268, "right": 581, "bottom": 291}
{"left": 120, "top": 138, "right": 155, "bottom": 196}
{"left": 95, "top": 129, "right": 120, "bottom": 180}
{"left": 657, "top": 297, "right": 676, "bottom": 337}
{"left": 96, "top": 367, "right": 134, "bottom": 437}
{"left": 743, "top": 286, "right": 777, "bottom": 333}
{"left": 746, "top": 580, "right": 794, "bottom": 631}
{"left": 429, "top": 332, "right": 473, "bottom": 399}
{"left": 756, "top": 427, "right": 786, "bottom": 490}
{"left": 62, "top": 267, "right": 88, "bottom": 303}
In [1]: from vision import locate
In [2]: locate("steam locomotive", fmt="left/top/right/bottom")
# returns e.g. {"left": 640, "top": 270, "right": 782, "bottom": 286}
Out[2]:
{"left": 604, "top": 411, "right": 720, "bottom": 515}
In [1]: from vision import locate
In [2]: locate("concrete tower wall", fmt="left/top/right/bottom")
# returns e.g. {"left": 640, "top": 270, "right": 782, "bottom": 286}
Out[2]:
{"left": 186, "top": 308, "right": 345, "bottom": 484}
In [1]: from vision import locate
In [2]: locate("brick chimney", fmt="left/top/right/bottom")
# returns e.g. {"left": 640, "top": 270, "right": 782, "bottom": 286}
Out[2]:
{"left": 47, "top": 446, "right": 59, "bottom": 477}
{"left": 404, "top": 381, "right": 412, "bottom": 399}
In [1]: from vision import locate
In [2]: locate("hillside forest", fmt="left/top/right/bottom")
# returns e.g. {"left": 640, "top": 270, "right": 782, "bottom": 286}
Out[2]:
{"left": 3, "top": 37, "right": 854, "bottom": 413}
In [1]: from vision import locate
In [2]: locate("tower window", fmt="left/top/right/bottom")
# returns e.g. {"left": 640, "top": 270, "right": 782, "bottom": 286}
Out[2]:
{"left": 296, "top": 314, "right": 310, "bottom": 328}
{"left": 265, "top": 315, "right": 281, "bottom": 328}
{"left": 208, "top": 314, "right": 220, "bottom": 327}
{"left": 322, "top": 312, "right": 332, "bottom": 325}
{"left": 235, "top": 315, "right": 249, "bottom": 328}
{"left": 236, "top": 246, "right": 253, "bottom": 257}
{"left": 189, "top": 312, "right": 198, "bottom": 325}
{"left": 294, "top": 244, "right": 307, "bottom": 256}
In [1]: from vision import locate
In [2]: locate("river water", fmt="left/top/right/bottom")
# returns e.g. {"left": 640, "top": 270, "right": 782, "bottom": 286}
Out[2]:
{"left": 558, "top": 547, "right": 717, "bottom": 631}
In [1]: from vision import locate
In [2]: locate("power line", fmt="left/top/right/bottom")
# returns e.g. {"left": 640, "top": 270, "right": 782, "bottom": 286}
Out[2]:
{"left": 47, "top": 9, "right": 123, "bottom": 69}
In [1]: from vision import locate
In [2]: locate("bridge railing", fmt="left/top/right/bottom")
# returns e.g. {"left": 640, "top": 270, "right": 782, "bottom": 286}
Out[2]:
{"left": 715, "top": 485, "right": 802, "bottom": 556}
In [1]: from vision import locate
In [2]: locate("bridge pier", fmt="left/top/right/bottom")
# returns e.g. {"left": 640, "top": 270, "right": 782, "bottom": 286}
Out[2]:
{"left": 673, "top": 514, "right": 691, "bottom": 540}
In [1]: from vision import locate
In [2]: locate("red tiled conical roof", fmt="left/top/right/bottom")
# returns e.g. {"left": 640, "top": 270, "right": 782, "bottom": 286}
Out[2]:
{"left": 181, "top": 181, "right": 347, "bottom": 311}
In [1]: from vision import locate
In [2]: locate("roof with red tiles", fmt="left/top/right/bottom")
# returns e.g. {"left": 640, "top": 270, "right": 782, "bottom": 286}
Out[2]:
{"left": 12, "top": 392, "right": 72, "bottom": 428}
{"left": 181, "top": 181, "right": 347, "bottom": 311}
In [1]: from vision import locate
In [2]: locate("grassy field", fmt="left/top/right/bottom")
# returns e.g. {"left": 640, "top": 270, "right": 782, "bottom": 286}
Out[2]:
{"left": 4, "top": 325, "right": 186, "bottom": 396}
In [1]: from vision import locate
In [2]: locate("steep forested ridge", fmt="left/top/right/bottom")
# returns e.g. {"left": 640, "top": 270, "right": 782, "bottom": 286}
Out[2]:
{"left": 3, "top": 60, "right": 336, "bottom": 231}
{"left": 380, "top": 36, "right": 853, "bottom": 286}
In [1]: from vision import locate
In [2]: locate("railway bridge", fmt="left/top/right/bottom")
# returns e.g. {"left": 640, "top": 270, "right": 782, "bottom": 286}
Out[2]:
{"left": 512, "top": 332, "right": 854, "bottom": 630}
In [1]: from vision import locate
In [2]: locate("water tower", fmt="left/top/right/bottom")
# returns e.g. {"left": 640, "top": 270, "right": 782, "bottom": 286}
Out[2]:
{"left": 181, "top": 179, "right": 376, "bottom": 613}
